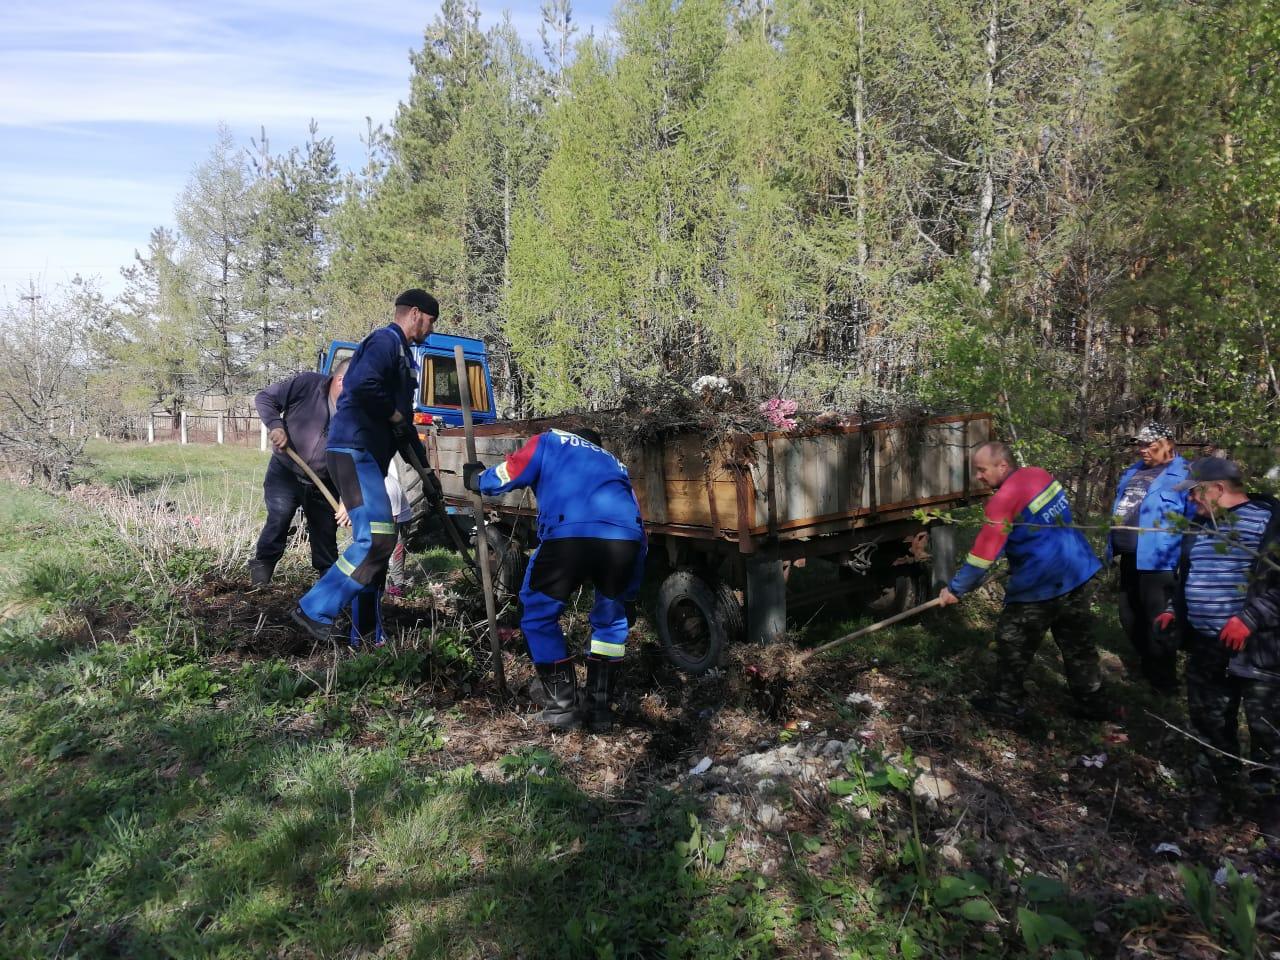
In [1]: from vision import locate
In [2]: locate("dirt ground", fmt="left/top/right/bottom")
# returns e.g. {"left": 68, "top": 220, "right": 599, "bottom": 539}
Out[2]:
{"left": 149, "top": 575, "right": 1280, "bottom": 956}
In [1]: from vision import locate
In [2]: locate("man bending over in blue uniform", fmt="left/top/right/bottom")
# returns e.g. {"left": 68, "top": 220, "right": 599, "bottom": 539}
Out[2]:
{"left": 939, "top": 440, "right": 1109, "bottom": 721}
{"left": 464, "top": 427, "right": 646, "bottom": 732}
{"left": 291, "top": 289, "right": 440, "bottom": 648}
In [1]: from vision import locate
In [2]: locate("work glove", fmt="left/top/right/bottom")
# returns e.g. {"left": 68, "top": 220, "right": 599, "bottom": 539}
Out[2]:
{"left": 463, "top": 461, "right": 486, "bottom": 493}
{"left": 1218, "top": 615, "right": 1251, "bottom": 652}
{"left": 390, "top": 418, "right": 416, "bottom": 447}
{"left": 1153, "top": 611, "right": 1176, "bottom": 635}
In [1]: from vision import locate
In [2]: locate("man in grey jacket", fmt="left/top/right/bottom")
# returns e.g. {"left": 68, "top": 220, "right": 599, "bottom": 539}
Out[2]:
{"left": 249, "top": 360, "right": 347, "bottom": 585}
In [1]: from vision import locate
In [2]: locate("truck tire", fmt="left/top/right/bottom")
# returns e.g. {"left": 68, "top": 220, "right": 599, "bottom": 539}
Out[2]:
{"left": 655, "top": 571, "right": 743, "bottom": 675}
{"left": 482, "top": 525, "right": 527, "bottom": 602}
{"left": 394, "top": 455, "right": 435, "bottom": 552}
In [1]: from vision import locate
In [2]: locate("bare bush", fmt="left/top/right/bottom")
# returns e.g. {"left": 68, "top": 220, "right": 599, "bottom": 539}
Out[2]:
{"left": 0, "top": 282, "right": 93, "bottom": 488}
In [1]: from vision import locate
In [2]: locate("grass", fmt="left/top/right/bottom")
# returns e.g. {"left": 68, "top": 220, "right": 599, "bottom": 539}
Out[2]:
{"left": 78, "top": 439, "right": 268, "bottom": 515}
{"left": 0, "top": 452, "right": 780, "bottom": 958}
{"left": 0, "top": 442, "right": 1269, "bottom": 958}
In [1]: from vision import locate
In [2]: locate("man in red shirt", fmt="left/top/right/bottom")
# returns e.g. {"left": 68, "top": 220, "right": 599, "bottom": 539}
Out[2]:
{"left": 939, "top": 441, "right": 1107, "bottom": 720}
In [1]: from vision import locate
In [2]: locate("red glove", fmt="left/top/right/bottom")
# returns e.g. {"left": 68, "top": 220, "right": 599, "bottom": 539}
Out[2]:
{"left": 1219, "top": 616, "right": 1251, "bottom": 651}
{"left": 1153, "top": 611, "right": 1176, "bottom": 633}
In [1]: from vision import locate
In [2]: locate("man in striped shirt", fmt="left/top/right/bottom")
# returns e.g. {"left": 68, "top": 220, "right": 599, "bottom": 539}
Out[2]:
{"left": 938, "top": 441, "right": 1108, "bottom": 721}
{"left": 1157, "top": 458, "right": 1280, "bottom": 833}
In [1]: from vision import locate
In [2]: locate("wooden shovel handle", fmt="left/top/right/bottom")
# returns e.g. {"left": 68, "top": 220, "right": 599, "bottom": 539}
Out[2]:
{"left": 796, "top": 596, "right": 945, "bottom": 665}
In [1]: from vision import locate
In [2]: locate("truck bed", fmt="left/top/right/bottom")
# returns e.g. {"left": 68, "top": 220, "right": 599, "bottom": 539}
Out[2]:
{"left": 426, "top": 412, "right": 992, "bottom": 552}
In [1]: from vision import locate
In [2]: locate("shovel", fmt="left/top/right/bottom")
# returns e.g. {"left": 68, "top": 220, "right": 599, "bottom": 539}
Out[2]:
{"left": 453, "top": 344, "right": 508, "bottom": 697}
{"left": 793, "top": 596, "right": 944, "bottom": 666}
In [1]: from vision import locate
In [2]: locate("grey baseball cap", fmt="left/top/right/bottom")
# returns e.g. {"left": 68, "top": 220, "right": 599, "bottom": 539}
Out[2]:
{"left": 1173, "top": 457, "right": 1243, "bottom": 491}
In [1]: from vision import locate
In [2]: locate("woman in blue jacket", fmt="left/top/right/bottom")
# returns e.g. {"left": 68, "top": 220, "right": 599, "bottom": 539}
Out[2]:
{"left": 1108, "top": 422, "right": 1195, "bottom": 692}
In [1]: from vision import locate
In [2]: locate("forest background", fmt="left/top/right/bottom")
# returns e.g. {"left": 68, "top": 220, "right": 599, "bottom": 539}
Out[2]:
{"left": 3, "top": 0, "right": 1277, "bottom": 512}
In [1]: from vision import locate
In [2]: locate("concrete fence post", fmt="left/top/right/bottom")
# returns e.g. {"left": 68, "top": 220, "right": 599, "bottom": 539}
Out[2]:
{"left": 216, "top": 412, "right": 225, "bottom": 444}
{"left": 180, "top": 411, "right": 188, "bottom": 445}
{"left": 260, "top": 422, "right": 268, "bottom": 452}
{"left": 147, "top": 416, "right": 155, "bottom": 444}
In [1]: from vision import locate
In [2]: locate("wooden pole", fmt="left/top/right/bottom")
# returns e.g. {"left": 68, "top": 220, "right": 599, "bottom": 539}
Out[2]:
{"left": 179, "top": 411, "right": 187, "bottom": 444}
{"left": 795, "top": 597, "right": 944, "bottom": 665}
{"left": 284, "top": 447, "right": 340, "bottom": 513}
{"left": 455, "top": 345, "right": 507, "bottom": 697}
{"left": 216, "top": 412, "right": 224, "bottom": 444}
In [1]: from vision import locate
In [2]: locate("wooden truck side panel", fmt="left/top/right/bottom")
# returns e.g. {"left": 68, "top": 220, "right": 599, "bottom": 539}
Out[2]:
{"left": 426, "top": 412, "right": 991, "bottom": 547}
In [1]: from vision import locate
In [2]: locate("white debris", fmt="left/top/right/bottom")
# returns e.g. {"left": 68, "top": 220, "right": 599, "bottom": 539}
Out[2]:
{"left": 912, "top": 772, "right": 957, "bottom": 809}
{"left": 691, "top": 375, "right": 732, "bottom": 396}
{"left": 1153, "top": 842, "right": 1183, "bottom": 858}
{"left": 689, "top": 756, "right": 713, "bottom": 776}
{"left": 844, "top": 692, "right": 883, "bottom": 714}
{"left": 755, "top": 804, "right": 786, "bottom": 832}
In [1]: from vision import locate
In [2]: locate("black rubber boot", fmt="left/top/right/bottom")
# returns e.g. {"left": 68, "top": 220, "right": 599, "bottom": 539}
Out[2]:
{"left": 1069, "top": 689, "right": 1113, "bottom": 722}
{"left": 1253, "top": 796, "right": 1280, "bottom": 841}
{"left": 534, "top": 661, "right": 581, "bottom": 730}
{"left": 290, "top": 606, "right": 333, "bottom": 644}
{"left": 1187, "top": 792, "right": 1224, "bottom": 830}
{"left": 249, "top": 559, "right": 275, "bottom": 587}
{"left": 969, "top": 693, "right": 1027, "bottom": 723}
{"left": 583, "top": 656, "right": 618, "bottom": 733}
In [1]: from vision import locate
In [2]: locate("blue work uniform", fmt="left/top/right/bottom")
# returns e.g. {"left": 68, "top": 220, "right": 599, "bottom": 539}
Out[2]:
{"left": 299, "top": 324, "right": 426, "bottom": 646}
{"left": 475, "top": 429, "right": 647, "bottom": 663}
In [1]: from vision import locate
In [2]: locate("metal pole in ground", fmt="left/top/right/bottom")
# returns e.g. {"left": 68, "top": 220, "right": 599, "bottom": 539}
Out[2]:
{"left": 455, "top": 345, "right": 507, "bottom": 697}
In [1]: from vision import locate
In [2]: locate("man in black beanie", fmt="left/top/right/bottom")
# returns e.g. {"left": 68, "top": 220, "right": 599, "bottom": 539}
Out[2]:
{"left": 292, "top": 290, "right": 439, "bottom": 647}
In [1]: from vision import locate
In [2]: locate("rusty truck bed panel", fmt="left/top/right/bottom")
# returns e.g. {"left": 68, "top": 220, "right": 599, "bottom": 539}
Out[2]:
{"left": 427, "top": 412, "right": 992, "bottom": 551}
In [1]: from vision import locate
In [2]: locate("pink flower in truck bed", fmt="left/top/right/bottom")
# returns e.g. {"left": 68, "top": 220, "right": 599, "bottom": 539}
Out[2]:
{"left": 759, "top": 396, "right": 798, "bottom": 430}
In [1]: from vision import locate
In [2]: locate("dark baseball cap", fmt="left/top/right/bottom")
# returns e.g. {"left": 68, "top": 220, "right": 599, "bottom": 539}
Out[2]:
{"left": 394, "top": 289, "right": 438, "bottom": 315}
{"left": 1173, "top": 457, "right": 1243, "bottom": 491}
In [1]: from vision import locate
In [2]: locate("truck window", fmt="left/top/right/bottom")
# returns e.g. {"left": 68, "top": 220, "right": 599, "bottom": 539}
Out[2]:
{"left": 422, "top": 356, "right": 490, "bottom": 412}
{"left": 330, "top": 347, "right": 355, "bottom": 373}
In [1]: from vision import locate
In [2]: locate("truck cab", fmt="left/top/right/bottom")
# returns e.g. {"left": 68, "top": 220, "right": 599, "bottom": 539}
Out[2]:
{"left": 320, "top": 333, "right": 497, "bottom": 428}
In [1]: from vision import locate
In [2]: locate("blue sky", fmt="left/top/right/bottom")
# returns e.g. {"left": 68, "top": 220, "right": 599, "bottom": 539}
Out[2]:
{"left": 1, "top": 0, "right": 611, "bottom": 306}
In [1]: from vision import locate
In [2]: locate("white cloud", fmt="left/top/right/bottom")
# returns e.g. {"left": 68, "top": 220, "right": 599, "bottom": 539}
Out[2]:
{"left": 0, "top": 0, "right": 614, "bottom": 305}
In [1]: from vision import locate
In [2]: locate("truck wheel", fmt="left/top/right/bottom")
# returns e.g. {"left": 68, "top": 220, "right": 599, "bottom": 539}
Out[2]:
{"left": 482, "top": 526, "right": 526, "bottom": 601}
{"left": 395, "top": 453, "right": 436, "bottom": 552}
{"left": 655, "top": 571, "right": 742, "bottom": 675}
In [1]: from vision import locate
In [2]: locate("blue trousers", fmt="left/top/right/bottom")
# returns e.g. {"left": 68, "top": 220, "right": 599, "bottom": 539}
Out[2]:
{"left": 520, "top": 537, "right": 646, "bottom": 663}
{"left": 299, "top": 449, "right": 397, "bottom": 636}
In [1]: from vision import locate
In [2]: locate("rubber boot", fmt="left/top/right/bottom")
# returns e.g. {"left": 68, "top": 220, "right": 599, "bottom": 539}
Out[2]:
{"left": 1187, "top": 792, "right": 1224, "bottom": 830}
{"left": 1253, "top": 796, "right": 1280, "bottom": 842}
{"left": 583, "top": 656, "right": 618, "bottom": 733}
{"left": 534, "top": 660, "right": 580, "bottom": 730}
{"left": 249, "top": 559, "right": 275, "bottom": 587}
{"left": 1069, "top": 688, "right": 1112, "bottom": 722}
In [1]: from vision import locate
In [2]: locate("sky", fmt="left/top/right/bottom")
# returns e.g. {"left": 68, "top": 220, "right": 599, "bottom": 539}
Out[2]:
{"left": 0, "top": 0, "right": 611, "bottom": 307}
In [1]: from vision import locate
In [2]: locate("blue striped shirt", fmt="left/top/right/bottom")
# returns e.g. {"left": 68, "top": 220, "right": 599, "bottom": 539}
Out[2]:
{"left": 1185, "top": 500, "right": 1270, "bottom": 636}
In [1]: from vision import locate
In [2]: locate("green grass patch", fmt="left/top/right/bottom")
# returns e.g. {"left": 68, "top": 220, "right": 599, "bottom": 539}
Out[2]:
{"left": 78, "top": 439, "right": 268, "bottom": 515}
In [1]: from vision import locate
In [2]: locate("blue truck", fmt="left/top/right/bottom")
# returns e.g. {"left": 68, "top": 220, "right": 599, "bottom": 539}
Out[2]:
{"left": 322, "top": 335, "right": 991, "bottom": 673}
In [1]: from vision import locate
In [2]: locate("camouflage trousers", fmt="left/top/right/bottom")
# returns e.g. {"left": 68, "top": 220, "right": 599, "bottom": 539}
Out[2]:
{"left": 1186, "top": 636, "right": 1280, "bottom": 797}
{"left": 990, "top": 578, "right": 1102, "bottom": 708}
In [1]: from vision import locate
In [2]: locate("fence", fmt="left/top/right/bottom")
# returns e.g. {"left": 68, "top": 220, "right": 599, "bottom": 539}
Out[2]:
{"left": 75, "top": 414, "right": 272, "bottom": 451}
